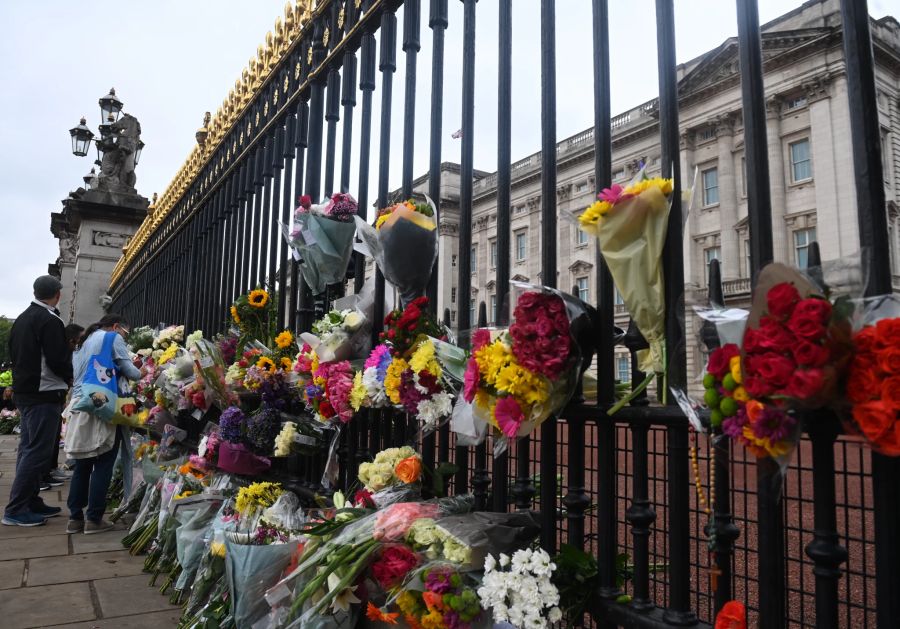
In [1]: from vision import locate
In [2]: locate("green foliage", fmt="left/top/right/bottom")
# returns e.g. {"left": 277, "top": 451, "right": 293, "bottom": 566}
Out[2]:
{"left": 553, "top": 544, "right": 600, "bottom": 618}
{"left": 0, "top": 316, "right": 13, "bottom": 364}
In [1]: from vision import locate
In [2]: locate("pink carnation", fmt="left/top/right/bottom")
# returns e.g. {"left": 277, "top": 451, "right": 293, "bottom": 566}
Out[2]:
{"left": 463, "top": 358, "right": 480, "bottom": 403}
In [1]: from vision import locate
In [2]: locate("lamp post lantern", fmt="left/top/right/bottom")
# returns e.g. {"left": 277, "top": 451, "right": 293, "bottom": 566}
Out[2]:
{"left": 69, "top": 88, "right": 144, "bottom": 193}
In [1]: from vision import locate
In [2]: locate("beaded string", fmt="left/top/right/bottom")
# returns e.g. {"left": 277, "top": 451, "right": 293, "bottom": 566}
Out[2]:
{"left": 690, "top": 426, "right": 721, "bottom": 591}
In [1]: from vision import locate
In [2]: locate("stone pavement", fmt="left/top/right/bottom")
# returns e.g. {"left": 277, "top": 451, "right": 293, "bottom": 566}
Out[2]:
{"left": 0, "top": 434, "right": 180, "bottom": 629}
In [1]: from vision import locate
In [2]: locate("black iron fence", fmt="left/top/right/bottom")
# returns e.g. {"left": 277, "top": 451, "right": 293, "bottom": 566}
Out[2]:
{"left": 109, "top": 0, "right": 898, "bottom": 626}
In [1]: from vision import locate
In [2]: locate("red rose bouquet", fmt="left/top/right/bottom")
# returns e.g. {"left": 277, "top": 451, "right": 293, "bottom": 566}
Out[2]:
{"left": 845, "top": 295, "right": 900, "bottom": 454}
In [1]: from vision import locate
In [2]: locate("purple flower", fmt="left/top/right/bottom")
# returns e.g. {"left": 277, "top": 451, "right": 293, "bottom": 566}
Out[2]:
{"left": 425, "top": 568, "right": 453, "bottom": 594}
{"left": 722, "top": 407, "right": 747, "bottom": 439}
{"left": 218, "top": 406, "right": 245, "bottom": 443}
{"left": 750, "top": 406, "right": 797, "bottom": 443}
{"left": 246, "top": 405, "right": 281, "bottom": 454}
{"left": 327, "top": 193, "right": 358, "bottom": 222}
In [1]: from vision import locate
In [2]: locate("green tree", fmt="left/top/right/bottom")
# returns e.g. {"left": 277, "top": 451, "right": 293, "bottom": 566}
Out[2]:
{"left": 0, "top": 317, "right": 13, "bottom": 364}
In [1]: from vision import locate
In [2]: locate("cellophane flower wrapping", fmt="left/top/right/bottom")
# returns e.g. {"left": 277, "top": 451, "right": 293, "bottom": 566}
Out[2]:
{"left": 453, "top": 282, "right": 584, "bottom": 451}
{"left": 172, "top": 495, "right": 225, "bottom": 592}
{"left": 225, "top": 536, "right": 300, "bottom": 628}
{"left": 358, "top": 446, "right": 423, "bottom": 499}
{"left": 355, "top": 200, "right": 438, "bottom": 306}
{"left": 190, "top": 339, "right": 237, "bottom": 410}
{"left": 579, "top": 176, "right": 674, "bottom": 374}
{"left": 372, "top": 563, "right": 484, "bottom": 628}
{"left": 284, "top": 193, "right": 358, "bottom": 294}
{"left": 301, "top": 305, "right": 370, "bottom": 364}
{"left": 844, "top": 294, "right": 900, "bottom": 454}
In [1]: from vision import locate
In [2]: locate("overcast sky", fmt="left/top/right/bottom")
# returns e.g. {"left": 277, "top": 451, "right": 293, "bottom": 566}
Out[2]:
{"left": 0, "top": 0, "right": 893, "bottom": 319}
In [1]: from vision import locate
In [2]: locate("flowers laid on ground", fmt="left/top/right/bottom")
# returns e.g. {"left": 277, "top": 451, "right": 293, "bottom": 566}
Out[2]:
{"left": 386, "top": 566, "right": 483, "bottom": 629}
{"left": 460, "top": 286, "right": 580, "bottom": 442}
{"left": 478, "top": 547, "right": 562, "bottom": 628}
{"left": 356, "top": 197, "right": 439, "bottom": 305}
{"left": 579, "top": 176, "right": 675, "bottom": 409}
{"left": 358, "top": 446, "right": 423, "bottom": 493}
{"left": 287, "top": 192, "right": 359, "bottom": 294}
{"left": 846, "top": 311, "right": 900, "bottom": 454}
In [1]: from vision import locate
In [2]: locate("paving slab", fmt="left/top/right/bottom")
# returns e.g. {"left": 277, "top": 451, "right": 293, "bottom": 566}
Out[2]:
{"left": 93, "top": 574, "right": 181, "bottom": 618}
{"left": 0, "top": 581, "right": 96, "bottom": 629}
{"left": 0, "top": 517, "right": 69, "bottom": 540}
{"left": 71, "top": 528, "right": 129, "bottom": 554}
{"left": 45, "top": 608, "right": 183, "bottom": 628}
{"left": 27, "top": 549, "right": 145, "bottom": 586}
{"left": 0, "top": 558, "right": 24, "bottom": 589}
{"left": 0, "top": 533, "right": 69, "bottom": 560}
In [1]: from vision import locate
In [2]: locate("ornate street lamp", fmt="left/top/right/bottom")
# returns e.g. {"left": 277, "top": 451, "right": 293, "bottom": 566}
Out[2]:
{"left": 98, "top": 87, "right": 123, "bottom": 123}
{"left": 83, "top": 168, "right": 96, "bottom": 189}
{"left": 68, "top": 117, "right": 94, "bottom": 157}
{"left": 134, "top": 140, "right": 145, "bottom": 166}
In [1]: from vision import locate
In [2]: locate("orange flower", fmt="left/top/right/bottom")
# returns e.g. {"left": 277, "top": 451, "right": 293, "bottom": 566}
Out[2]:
{"left": 404, "top": 616, "right": 424, "bottom": 629}
{"left": 394, "top": 455, "right": 422, "bottom": 484}
{"left": 366, "top": 602, "right": 399, "bottom": 625}
{"left": 715, "top": 601, "right": 746, "bottom": 629}
{"left": 854, "top": 400, "right": 896, "bottom": 444}
{"left": 421, "top": 590, "right": 445, "bottom": 612}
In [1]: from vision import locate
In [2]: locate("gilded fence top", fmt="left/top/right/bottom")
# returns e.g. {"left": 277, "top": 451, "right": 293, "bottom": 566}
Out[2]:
{"left": 108, "top": 0, "right": 319, "bottom": 290}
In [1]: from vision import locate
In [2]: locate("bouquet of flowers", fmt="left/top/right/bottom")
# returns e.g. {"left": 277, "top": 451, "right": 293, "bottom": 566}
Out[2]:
{"left": 231, "top": 287, "right": 276, "bottom": 351}
{"left": 216, "top": 406, "right": 272, "bottom": 476}
{"left": 456, "top": 284, "right": 583, "bottom": 449}
{"left": 285, "top": 192, "right": 359, "bottom": 295}
{"left": 126, "top": 325, "right": 155, "bottom": 353}
{"left": 273, "top": 417, "right": 331, "bottom": 457}
{"left": 0, "top": 408, "right": 21, "bottom": 435}
{"left": 350, "top": 344, "right": 393, "bottom": 411}
{"left": 371, "top": 565, "right": 483, "bottom": 628}
{"left": 356, "top": 197, "right": 438, "bottom": 306}
{"left": 477, "top": 548, "right": 562, "bottom": 628}
{"left": 152, "top": 325, "right": 185, "bottom": 360}
{"left": 303, "top": 359, "right": 355, "bottom": 424}
{"left": 845, "top": 294, "right": 900, "bottom": 454}
{"left": 358, "top": 446, "right": 423, "bottom": 494}
{"left": 226, "top": 345, "right": 264, "bottom": 388}
{"left": 579, "top": 175, "right": 674, "bottom": 407}
{"left": 190, "top": 338, "right": 237, "bottom": 410}
{"left": 300, "top": 307, "right": 369, "bottom": 363}
{"left": 726, "top": 266, "right": 853, "bottom": 462}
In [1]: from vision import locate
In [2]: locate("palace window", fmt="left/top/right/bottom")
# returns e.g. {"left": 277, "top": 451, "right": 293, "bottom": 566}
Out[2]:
{"left": 489, "top": 294, "right": 497, "bottom": 325}
{"left": 575, "top": 181, "right": 589, "bottom": 194}
{"left": 789, "top": 139, "right": 812, "bottom": 182}
{"left": 741, "top": 157, "right": 747, "bottom": 197}
{"left": 576, "top": 226, "right": 589, "bottom": 246}
{"left": 515, "top": 231, "right": 527, "bottom": 262}
{"left": 490, "top": 239, "right": 497, "bottom": 268}
{"left": 617, "top": 356, "right": 631, "bottom": 383}
{"left": 744, "top": 239, "right": 751, "bottom": 277}
{"left": 471, "top": 245, "right": 477, "bottom": 274}
{"left": 794, "top": 227, "right": 816, "bottom": 269}
{"left": 451, "top": 254, "right": 457, "bottom": 267}
{"left": 704, "top": 247, "right": 721, "bottom": 282}
{"left": 451, "top": 287, "right": 456, "bottom": 304}
{"left": 576, "top": 277, "right": 589, "bottom": 302}
{"left": 785, "top": 95, "right": 807, "bottom": 110}
{"left": 702, "top": 167, "right": 719, "bottom": 206}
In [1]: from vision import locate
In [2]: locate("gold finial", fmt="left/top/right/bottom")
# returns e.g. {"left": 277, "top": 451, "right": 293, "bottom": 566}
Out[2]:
{"left": 203, "top": 111, "right": 211, "bottom": 127}
{"left": 338, "top": 6, "right": 345, "bottom": 30}
{"left": 323, "top": 26, "right": 330, "bottom": 48}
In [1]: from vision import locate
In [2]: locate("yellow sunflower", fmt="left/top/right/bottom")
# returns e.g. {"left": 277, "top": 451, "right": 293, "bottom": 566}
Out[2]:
{"left": 230, "top": 305, "right": 241, "bottom": 324}
{"left": 275, "top": 330, "right": 294, "bottom": 349}
{"left": 256, "top": 356, "right": 276, "bottom": 373}
{"left": 280, "top": 357, "right": 293, "bottom": 370}
{"left": 248, "top": 289, "right": 269, "bottom": 308}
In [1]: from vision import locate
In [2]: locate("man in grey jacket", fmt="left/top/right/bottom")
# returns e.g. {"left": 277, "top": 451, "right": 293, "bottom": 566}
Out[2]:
{"left": 2, "top": 276, "right": 72, "bottom": 527}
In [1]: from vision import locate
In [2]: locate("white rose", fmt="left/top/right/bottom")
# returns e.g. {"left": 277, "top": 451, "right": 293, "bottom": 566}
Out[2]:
{"left": 342, "top": 310, "right": 364, "bottom": 331}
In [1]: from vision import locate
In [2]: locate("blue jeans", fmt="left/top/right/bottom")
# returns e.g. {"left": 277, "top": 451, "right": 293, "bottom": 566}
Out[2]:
{"left": 67, "top": 427, "right": 122, "bottom": 522}
{"left": 4, "top": 401, "right": 62, "bottom": 517}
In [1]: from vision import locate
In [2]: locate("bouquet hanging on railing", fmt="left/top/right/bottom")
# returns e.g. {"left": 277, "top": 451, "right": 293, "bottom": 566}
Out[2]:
{"left": 350, "top": 344, "right": 393, "bottom": 411}
{"left": 355, "top": 197, "right": 438, "bottom": 306}
{"left": 284, "top": 192, "right": 359, "bottom": 295}
{"left": 231, "top": 287, "right": 276, "bottom": 351}
{"left": 578, "top": 175, "right": 674, "bottom": 411}
{"left": 300, "top": 306, "right": 369, "bottom": 363}
{"left": 303, "top": 358, "right": 355, "bottom": 424}
{"left": 844, "top": 294, "right": 900, "bottom": 454}
{"left": 453, "top": 283, "right": 583, "bottom": 452}
{"left": 152, "top": 325, "right": 186, "bottom": 361}
{"left": 190, "top": 339, "right": 237, "bottom": 410}
{"left": 726, "top": 264, "right": 853, "bottom": 463}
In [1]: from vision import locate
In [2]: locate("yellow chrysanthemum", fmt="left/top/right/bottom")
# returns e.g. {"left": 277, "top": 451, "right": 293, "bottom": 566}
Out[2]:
{"left": 741, "top": 425, "right": 791, "bottom": 458}
{"left": 248, "top": 289, "right": 269, "bottom": 308}
{"left": 235, "top": 482, "right": 283, "bottom": 516}
{"left": 732, "top": 385, "right": 749, "bottom": 403}
{"left": 474, "top": 340, "right": 513, "bottom": 385}
{"left": 409, "top": 339, "right": 441, "bottom": 378}
{"left": 729, "top": 355, "right": 742, "bottom": 385}
{"left": 275, "top": 330, "right": 294, "bottom": 349}
{"left": 350, "top": 371, "right": 366, "bottom": 411}
{"left": 230, "top": 305, "right": 241, "bottom": 324}
{"left": 256, "top": 356, "right": 276, "bottom": 373}
{"left": 158, "top": 343, "right": 179, "bottom": 365}
{"left": 579, "top": 199, "right": 612, "bottom": 229}
{"left": 395, "top": 591, "right": 419, "bottom": 616}
{"left": 384, "top": 357, "right": 409, "bottom": 405}
{"left": 623, "top": 176, "right": 674, "bottom": 197}
{"left": 375, "top": 213, "right": 390, "bottom": 230}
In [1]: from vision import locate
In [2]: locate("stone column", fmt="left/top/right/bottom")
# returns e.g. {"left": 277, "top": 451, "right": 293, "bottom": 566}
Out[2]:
{"left": 680, "top": 130, "right": 697, "bottom": 287}
{"left": 716, "top": 114, "right": 740, "bottom": 280}
{"left": 810, "top": 75, "right": 859, "bottom": 259}
{"left": 766, "top": 96, "right": 788, "bottom": 263}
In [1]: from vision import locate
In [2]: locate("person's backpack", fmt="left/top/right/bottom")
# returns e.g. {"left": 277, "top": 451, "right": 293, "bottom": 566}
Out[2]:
{"left": 73, "top": 332, "right": 119, "bottom": 422}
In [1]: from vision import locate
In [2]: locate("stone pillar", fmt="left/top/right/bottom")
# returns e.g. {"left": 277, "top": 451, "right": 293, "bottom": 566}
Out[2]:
{"left": 810, "top": 75, "right": 859, "bottom": 259}
{"left": 766, "top": 97, "right": 788, "bottom": 263}
{"left": 680, "top": 130, "right": 697, "bottom": 287}
{"left": 716, "top": 114, "right": 740, "bottom": 280}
